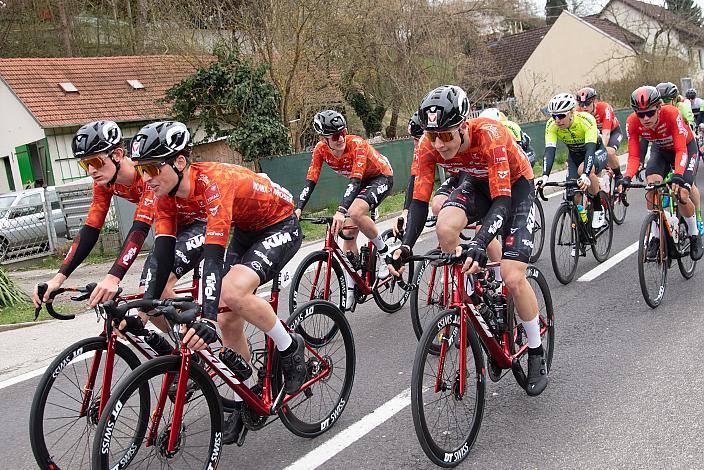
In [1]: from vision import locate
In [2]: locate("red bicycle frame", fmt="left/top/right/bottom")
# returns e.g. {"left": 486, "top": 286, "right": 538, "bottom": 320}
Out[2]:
{"left": 146, "top": 273, "right": 334, "bottom": 454}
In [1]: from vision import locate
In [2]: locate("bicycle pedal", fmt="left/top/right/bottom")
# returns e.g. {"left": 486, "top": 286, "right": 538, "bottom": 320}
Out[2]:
{"left": 237, "top": 428, "right": 248, "bottom": 447}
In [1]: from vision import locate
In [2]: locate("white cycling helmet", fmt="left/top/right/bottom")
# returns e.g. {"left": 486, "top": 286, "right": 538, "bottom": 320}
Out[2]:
{"left": 547, "top": 93, "right": 577, "bottom": 114}
{"left": 478, "top": 108, "right": 501, "bottom": 121}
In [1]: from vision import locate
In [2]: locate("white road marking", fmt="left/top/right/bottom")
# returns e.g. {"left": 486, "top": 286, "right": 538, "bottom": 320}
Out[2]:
{"left": 0, "top": 351, "right": 93, "bottom": 391}
{"left": 283, "top": 388, "right": 412, "bottom": 470}
{"left": 545, "top": 189, "right": 565, "bottom": 199}
{"left": 577, "top": 241, "right": 638, "bottom": 282}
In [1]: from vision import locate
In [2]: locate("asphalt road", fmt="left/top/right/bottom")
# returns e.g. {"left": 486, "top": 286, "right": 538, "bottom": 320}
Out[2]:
{"left": 3, "top": 172, "right": 704, "bottom": 469}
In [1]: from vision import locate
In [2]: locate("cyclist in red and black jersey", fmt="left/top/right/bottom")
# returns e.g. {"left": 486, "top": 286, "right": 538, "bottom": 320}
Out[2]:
{"left": 388, "top": 85, "right": 548, "bottom": 396}
{"left": 296, "top": 110, "right": 395, "bottom": 305}
{"left": 131, "top": 121, "right": 306, "bottom": 445}
{"left": 32, "top": 121, "right": 156, "bottom": 309}
{"left": 576, "top": 87, "right": 624, "bottom": 184}
{"left": 622, "top": 86, "right": 704, "bottom": 260}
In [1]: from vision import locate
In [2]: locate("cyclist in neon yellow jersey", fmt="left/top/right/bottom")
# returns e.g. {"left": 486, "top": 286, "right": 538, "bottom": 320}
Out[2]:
{"left": 536, "top": 93, "right": 609, "bottom": 229}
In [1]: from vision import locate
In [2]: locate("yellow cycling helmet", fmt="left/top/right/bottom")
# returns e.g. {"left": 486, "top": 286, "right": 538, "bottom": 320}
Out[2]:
{"left": 498, "top": 111, "right": 508, "bottom": 121}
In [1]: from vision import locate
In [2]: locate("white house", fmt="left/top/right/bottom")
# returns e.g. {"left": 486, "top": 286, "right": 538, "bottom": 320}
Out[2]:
{"left": 0, "top": 55, "right": 208, "bottom": 193}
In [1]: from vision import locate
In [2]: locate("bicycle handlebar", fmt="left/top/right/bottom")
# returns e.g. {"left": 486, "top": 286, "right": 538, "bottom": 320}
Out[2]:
{"left": 101, "top": 298, "right": 199, "bottom": 326}
{"left": 299, "top": 216, "right": 356, "bottom": 240}
{"left": 394, "top": 250, "right": 500, "bottom": 292}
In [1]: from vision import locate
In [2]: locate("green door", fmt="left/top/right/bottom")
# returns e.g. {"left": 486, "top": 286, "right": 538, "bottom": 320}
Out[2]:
{"left": 14, "top": 145, "right": 34, "bottom": 186}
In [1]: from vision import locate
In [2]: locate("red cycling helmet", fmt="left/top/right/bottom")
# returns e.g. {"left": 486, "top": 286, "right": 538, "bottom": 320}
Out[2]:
{"left": 630, "top": 86, "right": 661, "bottom": 111}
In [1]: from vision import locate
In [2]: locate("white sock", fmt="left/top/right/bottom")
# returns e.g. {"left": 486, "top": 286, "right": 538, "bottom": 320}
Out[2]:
{"left": 686, "top": 215, "right": 698, "bottom": 236}
{"left": 521, "top": 316, "right": 542, "bottom": 349}
{"left": 650, "top": 220, "right": 659, "bottom": 240}
{"left": 492, "top": 266, "right": 502, "bottom": 282}
{"left": 371, "top": 235, "right": 386, "bottom": 251}
{"left": 267, "top": 321, "right": 293, "bottom": 351}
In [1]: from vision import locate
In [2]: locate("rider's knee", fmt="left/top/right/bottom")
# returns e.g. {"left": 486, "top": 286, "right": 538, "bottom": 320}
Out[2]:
{"left": 347, "top": 202, "right": 367, "bottom": 221}
{"left": 431, "top": 197, "right": 445, "bottom": 216}
{"left": 500, "top": 264, "right": 525, "bottom": 292}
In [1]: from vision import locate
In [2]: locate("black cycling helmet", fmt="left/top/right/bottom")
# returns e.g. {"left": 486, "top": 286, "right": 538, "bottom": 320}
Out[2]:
{"left": 313, "top": 110, "right": 347, "bottom": 136}
{"left": 418, "top": 85, "right": 469, "bottom": 131}
{"left": 72, "top": 120, "right": 122, "bottom": 158}
{"left": 130, "top": 121, "right": 192, "bottom": 163}
{"left": 655, "top": 82, "right": 678, "bottom": 101}
{"left": 408, "top": 112, "right": 424, "bottom": 138}
{"left": 686, "top": 88, "right": 697, "bottom": 99}
{"left": 576, "top": 87, "right": 597, "bottom": 105}
{"left": 631, "top": 86, "right": 661, "bottom": 111}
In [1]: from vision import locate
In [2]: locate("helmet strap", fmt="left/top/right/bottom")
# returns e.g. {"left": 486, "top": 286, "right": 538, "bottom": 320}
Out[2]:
{"left": 168, "top": 159, "right": 184, "bottom": 197}
{"left": 106, "top": 151, "right": 120, "bottom": 187}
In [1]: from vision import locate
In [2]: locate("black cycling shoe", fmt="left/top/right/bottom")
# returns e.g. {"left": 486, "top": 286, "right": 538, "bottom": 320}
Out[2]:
{"left": 222, "top": 407, "right": 244, "bottom": 446}
{"left": 690, "top": 235, "right": 704, "bottom": 260}
{"left": 280, "top": 333, "right": 307, "bottom": 394}
{"left": 525, "top": 349, "right": 548, "bottom": 397}
{"left": 646, "top": 237, "right": 661, "bottom": 261}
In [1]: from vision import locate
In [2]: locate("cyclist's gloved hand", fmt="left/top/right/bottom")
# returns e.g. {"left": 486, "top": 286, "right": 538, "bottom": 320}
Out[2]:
{"left": 387, "top": 244, "right": 412, "bottom": 277}
{"left": 460, "top": 240, "right": 488, "bottom": 274}
{"left": 182, "top": 319, "right": 218, "bottom": 351}
{"left": 669, "top": 173, "right": 691, "bottom": 191}
{"left": 114, "top": 315, "right": 146, "bottom": 338}
{"left": 621, "top": 175, "right": 631, "bottom": 187}
{"left": 536, "top": 175, "right": 548, "bottom": 188}
{"left": 577, "top": 173, "right": 590, "bottom": 190}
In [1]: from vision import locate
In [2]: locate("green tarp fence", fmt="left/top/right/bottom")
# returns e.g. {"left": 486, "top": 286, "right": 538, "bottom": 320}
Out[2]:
{"left": 259, "top": 108, "right": 633, "bottom": 211}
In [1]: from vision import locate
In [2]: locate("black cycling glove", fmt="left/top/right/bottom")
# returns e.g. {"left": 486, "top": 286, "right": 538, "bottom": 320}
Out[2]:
{"left": 191, "top": 319, "right": 218, "bottom": 344}
{"left": 670, "top": 173, "right": 690, "bottom": 190}
{"left": 387, "top": 245, "right": 412, "bottom": 271}
{"left": 115, "top": 315, "right": 146, "bottom": 335}
{"left": 462, "top": 241, "right": 488, "bottom": 269}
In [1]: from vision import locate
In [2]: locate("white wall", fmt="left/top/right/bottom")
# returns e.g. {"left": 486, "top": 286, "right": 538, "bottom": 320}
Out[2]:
{"left": 0, "top": 80, "right": 45, "bottom": 192}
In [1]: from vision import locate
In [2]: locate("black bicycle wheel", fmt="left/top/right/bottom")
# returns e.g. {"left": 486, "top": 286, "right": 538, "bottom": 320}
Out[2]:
{"left": 276, "top": 300, "right": 355, "bottom": 438}
{"left": 372, "top": 229, "right": 414, "bottom": 313}
{"left": 411, "top": 308, "right": 485, "bottom": 467}
{"left": 610, "top": 176, "right": 627, "bottom": 225}
{"left": 289, "top": 250, "right": 346, "bottom": 315}
{"left": 591, "top": 190, "right": 614, "bottom": 262}
{"left": 676, "top": 218, "right": 697, "bottom": 279}
{"left": 91, "top": 355, "right": 223, "bottom": 470}
{"left": 30, "top": 336, "right": 142, "bottom": 470}
{"left": 550, "top": 204, "right": 580, "bottom": 284}
{"left": 529, "top": 198, "right": 546, "bottom": 263}
{"left": 410, "top": 248, "right": 448, "bottom": 343}
{"left": 507, "top": 266, "right": 555, "bottom": 387}
{"left": 637, "top": 211, "right": 668, "bottom": 308}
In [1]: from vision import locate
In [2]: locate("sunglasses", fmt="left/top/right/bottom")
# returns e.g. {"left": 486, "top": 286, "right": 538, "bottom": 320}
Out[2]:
{"left": 325, "top": 130, "right": 346, "bottom": 142}
{"left": 578, "top": 99, "right": 594, "bottom": 107}
{"left": 78, "top": 155, "right": 105, "bottom": 171}
{"left": 636, "top": 109, "right": 657, "bottom": 118}
{"left": 135, "top": 161, "right": 168, "bottom": 178}
{"left": 551, "top": 113, "right": 568, "bottom": 120}
{"left": 424, "top": 130, "right": 457, "bottom": 142}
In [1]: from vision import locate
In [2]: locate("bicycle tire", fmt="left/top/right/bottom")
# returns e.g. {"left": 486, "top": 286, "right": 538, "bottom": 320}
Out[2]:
{"left": 506, "top": 266, "right": 555, "bottom": 386}
{"left": 638, "top": 211, "right": 668, "bottom": 308}
{"left": 30, "top": 336, "right": 141, "bottom": 470}
{"left": 372, "top": 229, "right": 413, "bottom": 313}
{"left": 550, "top": 204, "right": 580, "bottom": 284}
{"left": 529, "top": 198, "right": 546, "bottom": 263}
{"left": 411, "top": 308, "right": 485, "bottom": 467}
{"left": 676, "top": 218, "right": 697, "bottom": 279}
{"left": 276, "top": 300, "right": 355, "bottom": 438}
{"left": 610, "top": 176, "right": 627, "bottom": 225}
{"left": 591, "top": 190, "right": 614, "bottom": 262}
{"left": 91, "top": 355, "right": 223, "bottom": 470}
{"left": 289, "top": 250, "right": 346, "bottom": 315}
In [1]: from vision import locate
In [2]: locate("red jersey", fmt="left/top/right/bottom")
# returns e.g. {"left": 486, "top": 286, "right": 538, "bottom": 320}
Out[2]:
{"left": 85, "top": 172, "right": 154, "bottom": 229}
{"left": 413, "top": 118, "right": 533, "bottom": 201}
{"left": 577, "top": 101, "right": 619, "bottom": 132}
{"left": 306, "top": 134, "right": 393, "bottom": 182}
{"left": 154, "top": 162, "right": 294, "bottom": 247}
{"left": 410, "top": 139, "right": 420, "bottom": 177}
{"left": 626, "top": 105, "right": 694, "bottom": 177}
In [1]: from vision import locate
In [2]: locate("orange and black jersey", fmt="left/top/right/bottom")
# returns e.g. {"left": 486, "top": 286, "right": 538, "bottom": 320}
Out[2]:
{"left": 413, "top": 118, "right": 533, "bottom": 201}
{"left": 306, "top": 134, "right": 393, "bottom": 182}
{"left": 154, "top": 162, "right": 295, "bottom": 246}
{"left": 85, "top": 172, "right": 155, "bottom": 228}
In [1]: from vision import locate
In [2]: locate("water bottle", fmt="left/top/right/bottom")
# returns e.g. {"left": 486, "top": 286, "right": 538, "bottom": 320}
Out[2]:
{"left": 577, "top": 204, "right": 588, "bottom": 223}
{"left": 145, "top": 331, "right": 173, "bottom": 356}
{"left": 219, "top": 347, "right": 253, "bottom": 381}
{"left": 359, "top": 245, "right": 370, "bottom": 272}
{"left": 666, "top": 212, "right": 679, "bottom": 243}
{"left": 662, "top": 194, "right": 670, "bottom": 210}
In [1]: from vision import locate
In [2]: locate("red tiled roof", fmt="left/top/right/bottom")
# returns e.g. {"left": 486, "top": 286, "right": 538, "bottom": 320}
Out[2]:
{"left": 583, "top": 15, "right": 645, "bottom": 47}
{"left": 0, "top": 55, "right": 209, "bottom": 128}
